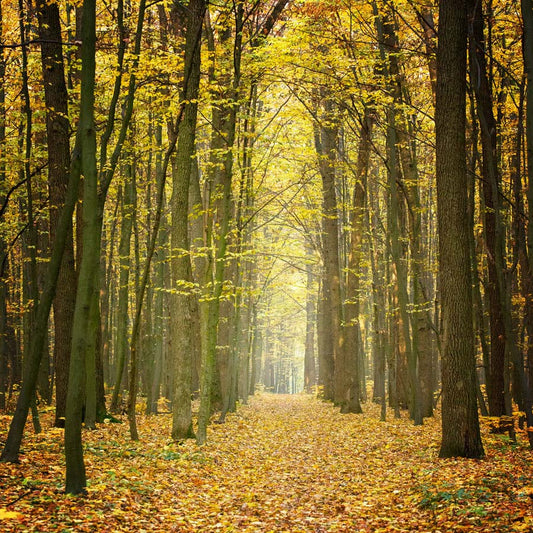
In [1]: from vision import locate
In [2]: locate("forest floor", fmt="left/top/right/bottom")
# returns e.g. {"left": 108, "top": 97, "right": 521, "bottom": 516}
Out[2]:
{"left": 0, "top": 393, "right": 532, "bottom": 532}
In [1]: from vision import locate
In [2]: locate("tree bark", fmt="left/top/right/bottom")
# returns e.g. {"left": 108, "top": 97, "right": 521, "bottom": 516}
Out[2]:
{"left": 314, "top": 97, "right": 342, "bottom": 405}
{"left": 304, "top": 242, "right": 317, "bottom": 393}
{"left": 342, "top": 105, "right": 374, "bottom": 414}
{"left": 436, "top": 0, "right": 484, "bottom": 459}
{"left": 170, "top": 0, "right": 206, "bottom": 441}
{"left": 36, "top": 0, "right": 77, "bottom": 428}
{"left": 64, "top": 0, "right": 98, "bottom": 493}
{"left": 110, "top": 180, "right": 133, "bottom": 413}
{"left": 468, "top": 0, "right": 507, "bottom": 417}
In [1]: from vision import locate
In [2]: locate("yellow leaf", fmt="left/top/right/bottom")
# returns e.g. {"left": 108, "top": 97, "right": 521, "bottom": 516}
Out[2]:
{"left": 0, "top": 508, "right": 23, "bottom": 520}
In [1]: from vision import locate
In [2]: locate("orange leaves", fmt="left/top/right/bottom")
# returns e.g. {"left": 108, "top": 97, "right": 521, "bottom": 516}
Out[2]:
{"left": 1, "top": 395, "right": 532, "bottom": 531}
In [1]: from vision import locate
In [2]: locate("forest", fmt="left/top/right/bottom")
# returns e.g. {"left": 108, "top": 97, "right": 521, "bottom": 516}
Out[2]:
{"left": 0, "top": 0, "right": 533, "bottom": 530}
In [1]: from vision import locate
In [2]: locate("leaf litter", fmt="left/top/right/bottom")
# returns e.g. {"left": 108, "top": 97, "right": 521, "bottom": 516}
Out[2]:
{"left": 0, "top": 393, "right": 532, "bottom": 532}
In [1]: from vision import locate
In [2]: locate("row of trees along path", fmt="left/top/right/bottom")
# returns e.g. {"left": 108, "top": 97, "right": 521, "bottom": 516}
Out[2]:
{"left": 0, "top": 0, "right": 533, "bottom": 527}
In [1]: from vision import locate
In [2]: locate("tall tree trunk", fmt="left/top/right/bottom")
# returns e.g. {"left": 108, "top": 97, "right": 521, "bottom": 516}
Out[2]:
{"left": 467, "top": 97, "right": 490, "bottom": 417}
{"left": 314, "top": 97, "right": 342, "bottom": 405}
{"left": 511, "top": 81, "right": 533, "bottom": 447}
{"left": 521, "top": 0, "right": 533, "bottom": 417}
{"left": 197, "top": 3, "right": 243, "bottom": 444}
{"left": 0, "top": 3, "right": 8, "bottom": 412}
{"left": 110, "top": 180, "right": 133, "bottom": 413}
{"left": 304, "top": 242, "right": 317, "bottom": 393}
{"left": 64, "top": 0, "right": 98, "bottom": 493}
{"left": 170, "top": 0, "right": 205, "bottom": 441}
{"left": 436, "top": 0, "right": 484, "bottom": 459}
{"left": 375, "top": 5, "right": 422, "bottom": 424}
{"left": 36, "top": 0, "right": 77, "bottom": 428}
{"left": 468, "top": 0, "right": 507, "bottom": 417}
{"left": 342, "top": 105, "right": 374, "bottom": 414}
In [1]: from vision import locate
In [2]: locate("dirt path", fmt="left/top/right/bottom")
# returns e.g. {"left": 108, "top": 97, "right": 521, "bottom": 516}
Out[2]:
{"left": 1, "top": 393, "right": 531, "bottom": 532}
{"left": 158, "top": 394, "right": 531, "bottom": 532}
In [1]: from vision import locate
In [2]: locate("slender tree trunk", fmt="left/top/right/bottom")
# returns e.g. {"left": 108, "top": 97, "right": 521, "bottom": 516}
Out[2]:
{"left": 197, "top": 3, "right": 243, "bottom": 444}
{"left": 249, "top": 310, "right": 261, "bottom": 396}
{"left": 110, "top": 180, "right": 133, "bottom": 413}
{"left": 468, "top": 0, "right": 507, "bottom": 418}
{"left": 64, "top": 0, "right": 98, "bottom": 493}
{"left": 523, "top": 0, "right": 533, "bottom": 273}
{"left": 375, "top": 6, "right": 422, "bottom": 424}
{"left": 36, "top": 0, "right": 77, "bottom": 428}
{"left": 304, "top": 242, "right": 317, "bottom": 393}
{"left": 416, "top": 5, "right": 437, "bottom": 99}
{"left": 0, "top": 4, "right": 8, "bottom": 412}
{"left": 521, "top": 0, "right": 533, "bottom": 421}
{"left": 367, "top": 178, "right": 386, "bottom": 414}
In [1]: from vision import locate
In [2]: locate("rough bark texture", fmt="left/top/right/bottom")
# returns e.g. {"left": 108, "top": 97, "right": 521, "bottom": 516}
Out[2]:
{"left": 167, "top": 0, "right": 205, "bottom": 441}
{"left": 468, "top": 0, "right": 506, "bottom": 417}
{"left": 314, "top": 98, "right": 342, "bottom": 404}
{"left": 342, "top": 105, "right": 374, "bottom": 414}
{"left": 36, "top": 0, "right": 77, "bottom": 427}
{"left": 436, "top": 0, "right": 484, "bottom": 459}
{"left": 65, "top": 0, "right": 98, "bottom": 493}
{"left": 110, "top": 181, "right": 133, "bottom": 413}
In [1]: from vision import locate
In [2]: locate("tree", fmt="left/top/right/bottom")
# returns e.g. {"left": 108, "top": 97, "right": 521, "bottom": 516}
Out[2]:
{"left": 64, "top": 0, "right": 98, "bottom": 493}
{"left": 170, "top": 0, "right": 206, "bottom": 441}
{"left": 314, "top": 94, "right": 342, "bottom": 404}
{"left": 36, "top": 0, "right": 76, "bottom": 429}
{"left": 436, "top": 0, "right": 484, "bottom": 459}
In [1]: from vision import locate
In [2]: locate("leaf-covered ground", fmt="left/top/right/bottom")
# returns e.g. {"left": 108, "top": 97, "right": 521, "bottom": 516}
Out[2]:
{"left": 1, "top": 394, "right": 532, "bottom": 532}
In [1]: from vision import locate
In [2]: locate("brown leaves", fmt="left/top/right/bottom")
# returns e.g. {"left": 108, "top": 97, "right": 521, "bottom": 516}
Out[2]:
{"left": 0, "top": 394, "right": 532, "bottom": 532}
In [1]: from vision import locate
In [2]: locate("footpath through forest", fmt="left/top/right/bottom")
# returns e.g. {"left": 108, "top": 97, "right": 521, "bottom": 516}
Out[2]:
{"left": 1, "top": 394, "right": 532, "bottom": 532}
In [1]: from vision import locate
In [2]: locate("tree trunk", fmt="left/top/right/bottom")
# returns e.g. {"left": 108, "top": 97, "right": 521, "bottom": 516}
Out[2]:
{"left": 64, "top": 0, "right": 98, "bottom": 493}
{"left": 468, "top": 0, "right": 507, "bottom": 417}
{"left": 436, "top": 0, "right": 484, "bottom": 459}
{"left": 197, "top": 2, "right": 243, "bottom": 444}
{"left": 304, "top": 242, "right": 317, "bottom": 393}
{"left": 375, "top": 6, "right": 422, "bottom": 424}
{"left": 36, "top": 0, "right": 77, "bottom": 428}
{"left": 170, "top": 0, "right": 205, "bottom": 440}
{"left": 314, "top": 97, "right": 342, "bottom": 405}
{"left": 342, "top": 105, "right": 374, "bottom": 414}
{"left": 0, "top": 5, "right": 8, "bottom": 412}
{"left": 520, "top": 0, "right": 533, "bottom": 425}
{"left": 110, "top": 180, "right": 134, "bottom": 413}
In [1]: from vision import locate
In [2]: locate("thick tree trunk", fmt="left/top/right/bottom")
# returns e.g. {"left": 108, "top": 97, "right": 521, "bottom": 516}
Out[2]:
{"left": 436, "top": 0, "right": 484, "bottom": 459}
{"left": 169, "top": 0, "right": 205, "bottom": 441}
{"left": 314, "top": 98, "right": 342, "bottom": 405}
{"left": 342, "top": 105, "right": 374, "bottom": 414}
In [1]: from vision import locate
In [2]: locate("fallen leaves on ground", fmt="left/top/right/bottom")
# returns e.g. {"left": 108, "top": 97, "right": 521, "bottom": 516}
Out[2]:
{"left": 0, "top": 394, "right": 532, "bottom": 532}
